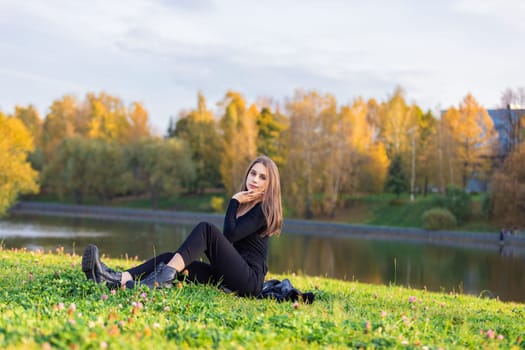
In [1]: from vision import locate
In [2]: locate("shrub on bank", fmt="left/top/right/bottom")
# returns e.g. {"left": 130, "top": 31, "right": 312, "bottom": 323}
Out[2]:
{"left": 422, "top": 207, "right": 457, "bottom": 230}
{"left": 431, "top": 186, "right": 472, "bottom": 224}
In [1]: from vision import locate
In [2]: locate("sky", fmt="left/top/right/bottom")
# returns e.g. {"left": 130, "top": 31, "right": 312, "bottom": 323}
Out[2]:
{"left": 1, "top": 0, "right": 524, "bottom": 134}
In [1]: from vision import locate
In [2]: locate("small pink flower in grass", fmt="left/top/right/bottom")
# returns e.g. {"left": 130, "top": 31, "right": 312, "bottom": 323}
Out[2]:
{"left": 131, "top": 301, "right": 137, "bottom": 307}
{"left": 140, "top": 292, "right": 147, "bottom": 299}
{"left": 408, "top": 296, "right": 416, "bottom": 303}
{"left": 119, "top": 320, "right": 126, "bottom": 327}
{"left": 100, "top": 341, "right": 108, "bottom": 349}
{"left": 101, "top": 294, "right": 108, "bottom": 301}
{"left": 364, "top": 320, "right": 372, "bottom": 333}
{"left": 164, "top": 306, "right": 170, "bottom": 312}
{"left": 110, "top": 289, "right": 116, "bottom": 295}
{"left": 486, "top": 329, "right": 495, "bottom": 339}
{"left": 57, "top": 302, "right": 65, "bottom": 311}
{"left": 67, "top": 303, "right": 76, "bottom": 316}
{"left": 293, "top": 301, "right": 299, "bottom": 309}
{"left": 380, "top": 310, "right": 387, "bottom": 318}
{"left": 497, "top": 334, "right": 504, "bottom": 340}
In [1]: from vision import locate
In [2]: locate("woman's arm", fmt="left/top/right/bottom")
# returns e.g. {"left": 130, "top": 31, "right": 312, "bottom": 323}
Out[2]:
{"left": 223, "top": 199, "right": 266, "bottom": 242}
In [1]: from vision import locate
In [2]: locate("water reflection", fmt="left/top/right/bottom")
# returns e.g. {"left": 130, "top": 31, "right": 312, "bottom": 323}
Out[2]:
{"left": 2, "top": 215, "right": 525, "bottom": 302}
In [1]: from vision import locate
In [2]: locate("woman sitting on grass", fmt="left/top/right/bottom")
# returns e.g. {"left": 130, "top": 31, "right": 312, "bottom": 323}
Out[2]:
{"left": 82, "top": 155, "right": 283, "bottom": 297}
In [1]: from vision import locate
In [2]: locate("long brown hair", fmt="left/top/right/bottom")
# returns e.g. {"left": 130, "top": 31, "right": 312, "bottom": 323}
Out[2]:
{"left": 239, "top": 156, "right": 283, "bottom": 237}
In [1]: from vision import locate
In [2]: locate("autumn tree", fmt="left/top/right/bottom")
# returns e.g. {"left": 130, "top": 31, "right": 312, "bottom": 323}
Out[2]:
{"left": 14, "top": 105, "right": 43, "bottom": 147}
{"left": 123, "top": 102, "right": 152, "bottom": 144}
{"left": 0, "top": 112, "right": 39, "bottom": 215}
{"left": 491, "top": 148, "right": 525, "bottom": 227}
{"left": 170, "top": 92, "right": 221, "bottom": 192}
{"left": 441, "top": 94, "right": 499, "bottom": 189}
{"left": 42, "top": 95, "right": 79, "bottom": 161}
{"left": 85, "top": 92, "right": 129, "bottom": 143}
{"left": 218, "top": 91, "right": 257, "bottom": 194}
{"left": 499, "top": 87, "right": 525, "bottom": 154}
{"left": 256, "top": 107, "right": 287, "bottom": 167}
{"left": 377, "top": 87, "right": 418, "bottom": 159}
{"left": 343, "top": 98, "right": 389, "bottom": 195}
{"left": 13, "top": 104, "right": 45, "bottom": 170}
{"left": 414, "top": 110, "right": 439, "bottom": 195}
{"left": 283, "top": 90, "right": 330, "bottom": 218}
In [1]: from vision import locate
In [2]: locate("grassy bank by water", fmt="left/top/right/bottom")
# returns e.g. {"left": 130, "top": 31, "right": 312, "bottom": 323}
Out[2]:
{"left": 27, "top": 192, "right": 499, "bottom": 233}
{"left": 1, "top": 246, "right": 524, "bottom": 349}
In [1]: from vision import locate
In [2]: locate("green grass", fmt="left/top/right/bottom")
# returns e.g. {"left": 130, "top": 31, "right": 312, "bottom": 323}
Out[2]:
{"left": 1, "top": 246, "right": 524, "bottom": 349}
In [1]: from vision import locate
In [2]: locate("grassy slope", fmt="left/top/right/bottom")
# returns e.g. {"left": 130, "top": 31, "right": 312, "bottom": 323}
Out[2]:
{"left": 1, "top": 247, "right": 523, "bottom": 349}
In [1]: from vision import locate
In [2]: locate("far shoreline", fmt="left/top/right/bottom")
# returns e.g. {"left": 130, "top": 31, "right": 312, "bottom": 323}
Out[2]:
{"left": 7, "top": 201, "right": 525, "bottom": 251}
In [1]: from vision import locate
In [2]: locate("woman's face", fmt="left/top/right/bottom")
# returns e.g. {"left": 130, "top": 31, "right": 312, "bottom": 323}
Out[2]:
{"left": 246, "top": 162, "right": 269, "bottom": 194}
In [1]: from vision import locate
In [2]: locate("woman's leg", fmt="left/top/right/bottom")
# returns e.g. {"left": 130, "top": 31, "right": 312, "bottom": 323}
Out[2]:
{"left": 122, "top": 252, "right": 175, "bottom": 285}
{"left": 168, "top": 222, "right": 259, "bottom": 296}
{"left": 181, "top": 261, "right": 214, "bottom": 284}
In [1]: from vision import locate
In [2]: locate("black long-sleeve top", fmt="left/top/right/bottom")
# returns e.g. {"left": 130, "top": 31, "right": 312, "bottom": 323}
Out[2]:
{"left": 223, "top": 199, "right": 269, "bottom": 279}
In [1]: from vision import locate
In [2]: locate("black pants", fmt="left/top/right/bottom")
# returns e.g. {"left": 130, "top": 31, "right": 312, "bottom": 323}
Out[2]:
{"left": 126, "top": 222, "right": 260, "bottom": 296}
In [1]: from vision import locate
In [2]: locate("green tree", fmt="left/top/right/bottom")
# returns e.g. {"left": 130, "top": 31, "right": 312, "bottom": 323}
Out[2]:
{"left": 172, "top": 92, "right": 221, "bottom": 192}
{"left": 127, "top": 138, "right": 196, "bottom": 209}
{"left": 85, "top": 140, "right": 129, "bottom": 203}
{"left": 385, "top": 154, "right": 407, "bottom": 197}
{"left": 43, "top": 137, "right": 93, "bottom": 203}
{"left": 43, "top": 137, "right": 130, "bottom": 203}
{"left": 0, "top": 112, "right": 39, "bottom": 215}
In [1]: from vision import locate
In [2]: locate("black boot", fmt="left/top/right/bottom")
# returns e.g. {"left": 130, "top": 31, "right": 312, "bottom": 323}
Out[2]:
{"left": 82, "top": 244, "right": 122, "bottom": 289}
{"left": 126, "top": 263, "right": 177, "bottom": 289}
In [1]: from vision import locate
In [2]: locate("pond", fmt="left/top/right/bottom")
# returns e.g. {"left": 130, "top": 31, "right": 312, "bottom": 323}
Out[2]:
{"left": 1, "top": 214, "right": 524, "bottom": 302}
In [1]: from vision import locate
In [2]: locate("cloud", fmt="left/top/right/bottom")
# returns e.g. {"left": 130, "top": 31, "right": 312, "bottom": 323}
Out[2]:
{"left": 0, "top": 0, "right": 524, "bottom": 129}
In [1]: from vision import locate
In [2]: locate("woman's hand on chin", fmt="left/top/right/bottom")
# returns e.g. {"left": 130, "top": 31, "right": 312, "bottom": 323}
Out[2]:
{"left": 232, "top": 190, "right": 264, "bottom": 204}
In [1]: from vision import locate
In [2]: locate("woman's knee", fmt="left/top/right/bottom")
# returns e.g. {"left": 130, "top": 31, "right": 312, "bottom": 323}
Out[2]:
{"left": 196, "top": 221, "right": 220, "bottom": 236}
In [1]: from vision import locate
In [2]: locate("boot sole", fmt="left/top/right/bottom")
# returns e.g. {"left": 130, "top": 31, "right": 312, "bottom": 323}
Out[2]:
{"left": 82, "top": 244, "right": 98, "bottom": 282}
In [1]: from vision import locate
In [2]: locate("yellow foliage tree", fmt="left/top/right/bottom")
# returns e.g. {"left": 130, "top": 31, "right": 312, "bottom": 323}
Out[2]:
{"left": 441, "top": 94, "right": 499, "bottom": 188}
{"left": 86, "top": 92, "right": 129, "bottom": 143}
{"left": 42, "top": 95, "right": 78, "bottom": 160}
{"left": 0, "top": 112, "right": 39, "bottom": 215}
{"left": 124, "top": 102, "right": 152, "bottom": 144}
{"left": 218, "top": 91, "right": 257, "bottom": 194}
